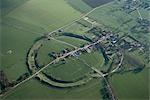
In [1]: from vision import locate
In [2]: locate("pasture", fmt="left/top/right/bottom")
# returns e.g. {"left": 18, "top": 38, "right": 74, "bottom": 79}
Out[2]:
{"left": 1, "top": 0, "right": 81, "bottom": 80}
{"left": 1, "top": 0, "right": 149, "bottom": 100}
{"left": 1, "top": 24, "right": 39, "bottom": 80}
{"left": 110, "top": 68, "right": 149, "bottom": 100}
{"left": 6, "top": 0, "right": 81, "bottom": 32}
{"left": 66, "top": 0, "right": 92, "bottom": 13}
{"left": 43, "top": 51, "right": 104, "bottom": 81}
{"left": 83, "top": 0, "right": 114, "bottom": 8}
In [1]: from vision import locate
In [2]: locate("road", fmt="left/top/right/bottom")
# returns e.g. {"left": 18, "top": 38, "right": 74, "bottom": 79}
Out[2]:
{"left": 47, "top": 1, "right": 113, "bottom": 36}
{"left": 78, "top": 58, "right": 117, "bottom": 100}
{"left": 111, "top": 52, "right": 124, "bottom": 73}
{"left": 1, "top": 2, "right": 113, "bottom": 98}
{"left": 1, "top": 34, "right": 105, "bottom": 98}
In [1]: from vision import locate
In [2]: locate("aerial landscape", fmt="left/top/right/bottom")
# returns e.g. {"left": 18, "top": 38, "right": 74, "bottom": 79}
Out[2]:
{"left": 0, "top": 0, "right": 150, "bottom": 100}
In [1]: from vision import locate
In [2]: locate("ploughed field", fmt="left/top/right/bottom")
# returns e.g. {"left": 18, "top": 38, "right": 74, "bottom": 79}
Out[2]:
{"left": 83, "top": 0, "right": 114, "bottom": 8}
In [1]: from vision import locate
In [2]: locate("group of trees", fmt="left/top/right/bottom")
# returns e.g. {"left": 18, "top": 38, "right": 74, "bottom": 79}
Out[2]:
{"left": 0, "top": 70, "right": 10, "bottom": 93}
{"left": 100, "top": 78, "right": 115, "bottom": 100}
{"left": 131, "top": 18, "right": 149, "bottom": 34}
{"left": 122, "top": 0, "right": 149, "bottom": 13}
{"left": 16, "top": 73, "right": 29, "bottom": 82}
{"left": 0, "top": 70, "right": 30, "bottom": 94}
{"left": 87, "top": 27, "right": 102, "bottom": 36}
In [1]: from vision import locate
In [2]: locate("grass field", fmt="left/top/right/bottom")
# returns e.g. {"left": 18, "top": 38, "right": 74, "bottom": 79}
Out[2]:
{"left": 37, "top": 36, "right": 104, "bottom": 81}
{"left": 110, "top": 68, "right": 149, "bottom": 100}
{"left": 1, "top": 0, "right": 149, "bottom": 99}
{"left": 88, "top": 0, "right": 150, "bottom": 41}
{"left": 3, "top": 78, "right": 103, "bottom": 100}
{"left": 5, "top": 0, "right": 81, "bottom": 32}
{"left": 66, "top": 0, "right": 92, "bottom": 13}
{"left": 43, "top": 58, "right": 90, "bottom": 81}
{"left": 123, "top": 50, "right": 147, "bottom": 69}
{"left": 37, "top": 39, "right": 74, "bottom": 66}
{"left": 43, "top": 51, "right": 104, "bottom": 81}
{"left": 63, "top": 23, "right": 90, "bottom": 35}
{"left": 56, "top": 36, "right": 89, "bottom": 46}
{"left": 83, "top": 0, "right": 113, "bottom": 8}
{"left": 1, "top": 0, "right": 81, "bottom": 80}
{"left": 0, "top": 0, "right": 29, "bottom": 15}
{"left": 88, "top": 1, "right": 132, "bottom": 31}
{"left": 85, "top": 1, "right": 150, "bottom": 99}
{"left": 0, "top": 24, "right": 39, "bottom": 80}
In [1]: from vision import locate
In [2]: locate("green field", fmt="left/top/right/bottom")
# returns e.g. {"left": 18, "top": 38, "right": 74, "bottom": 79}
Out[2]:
{"left": 88, "top": 0, "right": 149, "bottom": 34}
{"left": 57, "top": 36, "right": 89, "bottom": 46}
{"left": 3, "top": 78, "right": 103, "bottom": 100}
{"left": 88, "top": 1, "right": 132, "bottom": 31}
{"left": 5, "top": 0, "right": 81, "bottom": 32}
{"left": 1, "top": 0, "right": 149, "bottom": 100}
{"left": 43, "top": 51, "right": 104, "bottom": 81}
{"left": 37, "top": 39, "right": 74, "bottom": 66}
{"left": 1, "top": 24, "right": 39, "bottom": 80}
{"left": 1, "top": 0, "right": 104, "bottom": 99}
{"left": 110, "top": 68, "right": 149, "bottom": 100}
{"left": 66, "top": 0, "right": 92, "bottom": 13}
{"left": 1, "top": 0, "right": 29, "bottom": 15}
{"left": 1, "top": 0, "right": 81, "bottom": 80}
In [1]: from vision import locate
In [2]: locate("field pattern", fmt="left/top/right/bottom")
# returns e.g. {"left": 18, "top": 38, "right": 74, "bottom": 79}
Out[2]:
{"left": 0, "top": 0, "right": 149, "bottom": 100}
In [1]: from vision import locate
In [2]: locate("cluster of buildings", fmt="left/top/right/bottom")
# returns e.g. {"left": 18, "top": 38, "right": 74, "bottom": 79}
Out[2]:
{"left": 122, "top": 0, "right": 149, "bottom": 13}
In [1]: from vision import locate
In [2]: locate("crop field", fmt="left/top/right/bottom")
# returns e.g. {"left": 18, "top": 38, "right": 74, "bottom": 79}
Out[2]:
{"left": 88, "top": 0, "right": 149, "bottom": 36}
{"left": 1, "top": 0, "right": 81, "bottom": 80}
{"left": 88, "top": 1, "right": 132, "bottom": 32}
{"left": 66, "top": 0, "right": 92, "bottom": 13}
{"left": 63, "top": 23, "right": 91, "bottom": 35}
{"left": 2, "top": 78, "right": 103, "bottom": 100}
{"left": 83, "top": 0, "right": 114, "bottom": 8}
{"left": 1, "top": 0, "right": 149, "bottom": 100}
{"left": 56, "top": 36, "right": 89, "bottom": 46}
{"left": 5, "top": 0, "right": 81, "bottom": 31}
{"left": 0, "top": 0, "right": 29, "bottom": 15}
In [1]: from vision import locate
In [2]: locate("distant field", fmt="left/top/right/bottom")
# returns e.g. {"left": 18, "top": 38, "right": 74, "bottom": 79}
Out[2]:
{"left": 66, "top": 0, "right": 92, "bottom": 13}
{"left": 63, "top": 20, "right": 92, "bottom": 35}
{"left": 0, "top": 0, "right": 29, "bottom": 15}
{"left": 88, "top": 1, "right": 132, "bottom": 31}
{"left": 83, "top": 0, "right": 113, "bottom": 8}
{"left": 1, "top": 0, "right": 81, "bottom": 80}
{"left": 1, "top": 0, "right": 149, "bottom": 100}
{"left": 6, "top": 0, "right": 81, "bottom": 32}
{"left": 56, "top": 36, "right": 89, "bottom": 46}
{"left": 88, "top": 0, "right": 149, "bottom": 38}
